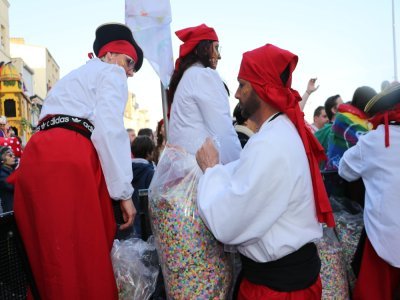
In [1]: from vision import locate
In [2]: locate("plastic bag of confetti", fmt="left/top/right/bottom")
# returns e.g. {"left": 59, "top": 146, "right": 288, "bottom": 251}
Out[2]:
{"left": 111, "top": 236, "right": 159, "bottom": 300}
{"left": 332, "top": 197, "right": 364, "bottom": 291}
{"left": 316, "top": 227, "right": 350, "bottom": 300}
{"left": 149, "top": 145, "right": 232, "bottom": 299}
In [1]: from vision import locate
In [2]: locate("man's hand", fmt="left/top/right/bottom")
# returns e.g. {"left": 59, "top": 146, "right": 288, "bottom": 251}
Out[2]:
{"left": 306, "top": 78, "right": 319, "bottom": 94}
{"left": 196, "top": 137, "right": 219, "bottom": 172}
{"left": 119, "top": 198, "right": 136, "bottom": 230}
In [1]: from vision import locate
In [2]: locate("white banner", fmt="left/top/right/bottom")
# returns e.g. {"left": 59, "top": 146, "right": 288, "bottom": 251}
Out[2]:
{"left": 125, "top": 0, "right": 174, "bottom": 88}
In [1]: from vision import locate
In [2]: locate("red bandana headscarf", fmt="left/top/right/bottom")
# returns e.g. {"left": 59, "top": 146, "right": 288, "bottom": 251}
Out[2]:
{"left": 366, "top": 84, "right": 400, "bottom": 147}
{"left": 370, "top": 103, "right": 400, "bottom": 147}
{"left": 175, "top": 24, "right": 218, "bottom": 68}
{"left": 238, "top": 44, "right": 335, "bottom": 227}
{"left": 96, "top": 40, "right": 138, "bottom": 63}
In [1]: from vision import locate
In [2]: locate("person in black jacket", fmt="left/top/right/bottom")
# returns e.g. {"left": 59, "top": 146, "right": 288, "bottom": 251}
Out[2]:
{"left": 0, "top": 146, "right": 16, "bottom": 212}
{"left": 114, "top": 135, "right": 155, "bottom": 240}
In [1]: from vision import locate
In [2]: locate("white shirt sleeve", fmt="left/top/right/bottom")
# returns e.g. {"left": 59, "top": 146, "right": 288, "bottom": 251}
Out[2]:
{"left": 91, "top": 67, "right": 134, "bottom": 200}
{"left": 338, "top": 143, "right": 363, "bottom": 182}
{"left": 197, "top": 138, "right": 289, "bottom": 245}
{"left": 195, "top": 69, "right": 241, "bottom": 164}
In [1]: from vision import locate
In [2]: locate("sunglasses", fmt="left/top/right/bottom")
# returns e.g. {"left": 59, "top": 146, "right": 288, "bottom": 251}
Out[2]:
{"left": 124, "top": 56, "right": 136, "bottom": 70}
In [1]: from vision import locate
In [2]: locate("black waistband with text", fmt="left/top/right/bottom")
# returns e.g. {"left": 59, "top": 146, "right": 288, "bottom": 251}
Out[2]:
{"left": 36, "top": 114, "right": 94, "bottom": 140}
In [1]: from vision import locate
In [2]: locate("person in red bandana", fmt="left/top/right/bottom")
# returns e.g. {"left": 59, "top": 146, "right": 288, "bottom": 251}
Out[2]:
{"left": 12, "top": 23, "right": 141, "bottom": 300}
{"left": 196, "top": 44, "right": 334, "bottom": 300}
{"left": 339, "top": 83, "right": 400, "bottom": 300}
{"left": 168, "top": 23, "right": 241, "bottom": 162}
{"left": 153, "top": 24, "right": 241, "bottom": 298}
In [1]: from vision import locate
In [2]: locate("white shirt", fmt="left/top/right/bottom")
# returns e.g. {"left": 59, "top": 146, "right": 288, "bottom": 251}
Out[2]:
{"left": 197, "top": 114, "right": 322, "bottom": 263}
{"left": 168, "top": 64, "right": 241, "bottom": 164}
{"left": 39, "top": 58, "right": 133, "bottom": 200}
{"left": 339, "top": 125, "right": 400, "bottom": 267}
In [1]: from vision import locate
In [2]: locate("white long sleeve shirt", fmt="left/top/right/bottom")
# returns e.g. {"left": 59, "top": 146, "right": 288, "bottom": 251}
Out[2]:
{"left": 197, "top": 114, "right": 322, "bottom": 263}
{"left": 339, "top": 125, "right": 400, "bottom": 267}
{"left": 168, "top": 64, "right": 241, "bottom": 164}
{"left": 39, "top": 58, "right": 133, "bottom": 200}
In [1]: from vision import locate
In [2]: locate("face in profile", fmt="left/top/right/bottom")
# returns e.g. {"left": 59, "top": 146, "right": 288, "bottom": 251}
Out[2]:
{"left": 208, "top": 41, "right": 221, "bottom": 70}
{"left": 1, "top": 149, "right": 16, "bottom": 168}
{"left": 235, "top": 79, "right": 260, "bottom": 119}
{"left": 106, "top": 52, "right": 135, "bottom": 78}
{"left": 314, "top": 109, "right": 329, "bottom": 129}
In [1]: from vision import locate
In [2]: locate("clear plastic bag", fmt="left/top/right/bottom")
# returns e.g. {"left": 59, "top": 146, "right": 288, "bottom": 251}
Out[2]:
{"left": 148, "top": 145, "right": 232, "bottom": 299}
{"left": 316, "top": 227, "right": 350, "bottom": 300}
{"left": 111, "top": 236, "right": 159, "bottom": 300}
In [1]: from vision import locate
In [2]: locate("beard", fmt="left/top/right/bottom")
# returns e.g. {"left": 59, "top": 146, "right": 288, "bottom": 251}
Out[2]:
{"left": 240, "top": 90, "right": 260, "bottom": 119}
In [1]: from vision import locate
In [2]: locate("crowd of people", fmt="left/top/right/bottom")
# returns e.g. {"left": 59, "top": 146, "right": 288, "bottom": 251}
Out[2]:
{"left": 1, "top": 21, "right": 398, "bottom": 300}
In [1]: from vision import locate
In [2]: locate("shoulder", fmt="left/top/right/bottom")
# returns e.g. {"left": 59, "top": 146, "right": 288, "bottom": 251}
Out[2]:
{"left": 183, "top": 65, "right": 223, "bottom": 84}
{"left": 84, "top": 59, "right": 126, "bottom": 82}
{"left": 0, "top": 167, "right": 8, "bottom": 178}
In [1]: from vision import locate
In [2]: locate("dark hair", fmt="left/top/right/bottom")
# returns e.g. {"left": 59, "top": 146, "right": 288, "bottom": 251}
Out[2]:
{"left": 325, "top": 95, "right": 341, "bottom": 121}
{"left": 0, "top": 146, "right": 10, "bottom": 164}
{"left": 137, "top": 128, "right": 153, "bottom": 138}
{"left": 233, "top": 103, "right": 247, "bottom": 125}
{"left": 131, "top": 135, "right": 155, "bottom": 159}
{"left": 167, "top": 40, "right": 214, "bottom": 108}
{"left": 280, "top": 63, "right": 291, "bottom": 86}
{"left": 313, "top": 106, "right": 325, "bottom": 118}
{"left": 155, "top": 120, "right": 164, "bottom": 147}
{"left": 351, "top": 86, "right": 377, "bottom": 112}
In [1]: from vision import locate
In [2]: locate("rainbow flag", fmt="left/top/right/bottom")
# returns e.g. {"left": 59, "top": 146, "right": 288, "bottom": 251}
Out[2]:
{"left": 325, "top": 104, "right": 371, "bottom": 171}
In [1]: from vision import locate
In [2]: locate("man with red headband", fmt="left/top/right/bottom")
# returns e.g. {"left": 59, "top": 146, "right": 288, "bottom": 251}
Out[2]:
{"left": 12, "top": 23, "right": 143, "bottom": 299}
{"left": 196, "top": 44, "right": 334, "bottom": 299}
{"left": 339, "top": 84, "right": 400, "bottom": 300}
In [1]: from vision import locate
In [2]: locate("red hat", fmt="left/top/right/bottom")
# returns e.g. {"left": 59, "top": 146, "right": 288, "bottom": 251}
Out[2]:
{"left": 238, "top": 44, "right": 334, "bottom": 227}
{"left": 175, "top": 24, "right": 218, "bottom": 59}
{"left": 0, "top": 137, "right": 22, "bottom": 158}
{"left": 93, "top": 23, "right": 143, "bottom": 72}
{"left": 98, "top": 40, "right": 138, "bottom": 65}
{"left": 367, "top": 84, "right": 400, "bottom": 147}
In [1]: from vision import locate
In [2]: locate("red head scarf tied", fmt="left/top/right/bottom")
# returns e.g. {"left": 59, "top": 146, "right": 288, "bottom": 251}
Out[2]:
{"left": 175, "top": 24, "right": 218, "bottom": 64}
{"left": 97, "top": 40, "right": 138, "bottom": 64}
{"left": 238, "top": 44, "right": 335, "bottom": 227}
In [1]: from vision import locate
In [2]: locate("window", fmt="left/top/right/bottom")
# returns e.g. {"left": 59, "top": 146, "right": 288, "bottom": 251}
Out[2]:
{"left": 0, "top": 25, "right": 6, "bottom": 49}
{"left": 4, "top": 99, "right": 17, "bottom": 117}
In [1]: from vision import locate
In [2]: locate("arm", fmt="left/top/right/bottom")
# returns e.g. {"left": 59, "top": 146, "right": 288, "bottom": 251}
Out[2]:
{"left": 338, "top": 141, "right": 363, "bottom": 182}
{"left": 195, "top": 69, "right": 241, "bottom": 164}
{"left": 91, "top": 66, "right": 136, "bottom": 228}
{"left": 196, "top": 138, "right": 289, "bottom": 245}
{"left": 299, "top": 78, "right": 319, "bottom": 111}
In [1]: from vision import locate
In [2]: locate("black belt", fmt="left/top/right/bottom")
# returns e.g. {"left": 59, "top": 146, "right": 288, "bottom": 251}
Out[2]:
{"left": 240, "top": 243, "right": 321, "bottom": 292}
{"left": 36, "top": 114, "right": 94, "bottom": 140}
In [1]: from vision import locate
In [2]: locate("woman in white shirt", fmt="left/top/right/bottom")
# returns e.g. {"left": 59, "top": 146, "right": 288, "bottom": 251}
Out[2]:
{"left": 150, "top": 24, "right": 241, "bottom": 299}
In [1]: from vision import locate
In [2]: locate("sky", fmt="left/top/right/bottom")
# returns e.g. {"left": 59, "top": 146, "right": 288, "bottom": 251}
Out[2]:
{"left": 8, "top": 0, "right": 400, "bottom": 128}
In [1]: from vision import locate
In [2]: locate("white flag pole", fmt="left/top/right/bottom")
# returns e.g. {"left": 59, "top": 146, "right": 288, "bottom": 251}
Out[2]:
{"left": 160, "top": 81, "right": 169, "bottom": 141}
{"left": 125, "top": 0, "right": 174, "bottom": 141}
{"left": 392, "top": 0, "right": 398, "bottom": 81}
